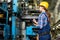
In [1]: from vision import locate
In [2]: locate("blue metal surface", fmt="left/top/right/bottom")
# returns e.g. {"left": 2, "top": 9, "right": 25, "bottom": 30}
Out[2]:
{"left": 0, "top": 7, "right": 8, "bottom": 24}
{"left": 0, "top": 6, "right": 9, "bottom": 40}
{"left": 26, "top": 26, "right": 36, "bottom": 35}
{"left": 26, "top": 26, "right": 37, "bottom": 40}
{"left": 0, "top": 7, "right": 7, "bottom": 12}
{"left": 12, "top": 16, "right": 16, "bottom": 40}
{"left": 12, "top": 0, "right": 18, "bottom": 13}
{"left": 2, "top": 2, "right": 8, "bottom": 11}
{"left": 4, "top": 25, "right": 10, "bottom": 40}
{"left": 0, "top": 0, "right": 18, "bottom": 40}
{"left": 0, "top": 24, "right": 10, "bottom": 40}
{"left": 6, "top": 11, "right": 8, "bottom": 24}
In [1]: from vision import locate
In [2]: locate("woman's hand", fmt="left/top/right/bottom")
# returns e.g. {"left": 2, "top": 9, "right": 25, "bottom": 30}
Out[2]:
{"left": 33, "top": 23, "right": 38, "bottom": 26}
{"left": 33, "top": 19, "right": 38, "bottom": 26}
{"left": 33, "top": 19, "right": 37, "bottom": 23}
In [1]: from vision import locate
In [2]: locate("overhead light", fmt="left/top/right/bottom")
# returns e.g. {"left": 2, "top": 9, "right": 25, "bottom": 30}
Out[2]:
{"left": 7, "top": 0, "right": 11, "bottom": 3}
{"left": 29, "top": 5, "right": 32, "bottom": 9}
{"left": 56, "top": 26, "right": 59, "bottom": 28}
{"left": 58, "top": 24, "right": 60, "bottom": 26}
{"left": 9, "top": 17, "right": 11, "bottom": 21}
{"left": 53, "top": 28, "right": 55, "bottom": 30}
{"left": 25, "top": 3, "right": 28, "bottom": 6}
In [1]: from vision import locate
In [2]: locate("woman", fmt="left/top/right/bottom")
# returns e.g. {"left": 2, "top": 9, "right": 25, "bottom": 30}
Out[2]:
{"left": 33, "top": 1, "right": 51, "bottom": 40}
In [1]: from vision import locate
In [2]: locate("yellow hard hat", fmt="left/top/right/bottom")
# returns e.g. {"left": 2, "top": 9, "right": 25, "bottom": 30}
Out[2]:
{"left": 40, "top": 1, "right": 49, "bottom": 9}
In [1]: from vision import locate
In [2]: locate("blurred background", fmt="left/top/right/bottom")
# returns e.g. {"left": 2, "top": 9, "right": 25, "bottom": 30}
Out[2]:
{"left": 0, "top": 0, "right": 60, "bottom": 40}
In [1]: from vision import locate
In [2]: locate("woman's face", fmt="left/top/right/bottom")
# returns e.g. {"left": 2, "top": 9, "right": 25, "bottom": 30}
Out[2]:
{"left": 39, "top": 6, "right": 43, "bottom": 12}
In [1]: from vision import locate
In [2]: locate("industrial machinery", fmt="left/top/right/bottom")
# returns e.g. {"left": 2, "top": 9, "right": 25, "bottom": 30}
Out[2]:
{"left": 0, "top": 0, "right": 48, "bottom": 40}
{"left": 18, "top": 0, "right": 41, "bottom": 40}
{"left": 0, "top": 0, "right": 59, "bottom": 40}
{"left": 0, "top": 6, "right": 10, "bottom": 40}
{"left": 51, "top": 20, "right": 60, "bottom": 40}
{"left": 0, "top": 0, "right": 20, "bottom": 40}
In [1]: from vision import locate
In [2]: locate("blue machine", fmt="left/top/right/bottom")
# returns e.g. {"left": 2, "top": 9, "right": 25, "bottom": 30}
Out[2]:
{"left": 0, "top": 7, "right": 8, "bottom": 24}
{"left": 0, "top": 24, "right": 10, "bottom": 40}
{"left": 12, "top": 16, "right": 16, "bottom": 40}
{"left": 4, "top": 24, "right": 10, "bottom": 40}
{"left": 12, "top": 0, "right": 18, "bottom": 40}
{"left": 26, "top": 26, "right": 36, "bottom": 35}
{"left": 0, "top": 0, "right": 20, "bottom": 40}
{"left": 12, "top": 0, "right": 18, "bottom": 13}
{"left": 26, "top": 25, "right": 37, "bottom": 40}
{"left": 2, "top": 2, "right": 8, "bottom": 10}
{"left": 0, "top": 6, "right": 10, "bottom": 40}
{"left": 0, "top": 0, "right": 39, "bottom": 40}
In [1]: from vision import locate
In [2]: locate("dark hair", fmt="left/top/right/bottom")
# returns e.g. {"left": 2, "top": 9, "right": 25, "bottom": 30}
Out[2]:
{"left": 45, "top": 9, "right": 51, "bottom": 22}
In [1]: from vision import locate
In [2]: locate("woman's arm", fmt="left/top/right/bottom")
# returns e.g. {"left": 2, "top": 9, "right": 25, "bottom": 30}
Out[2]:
{"left": 37, "top": 14, "right": 44, "bottom": 29}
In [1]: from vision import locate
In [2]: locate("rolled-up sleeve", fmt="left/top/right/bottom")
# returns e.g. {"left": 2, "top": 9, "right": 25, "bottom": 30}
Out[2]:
{"left": 38, "top": 14, "right": 44, "bottom": 29}
{"left": 37, "top": 13, "right": 47, "bottom": 29}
